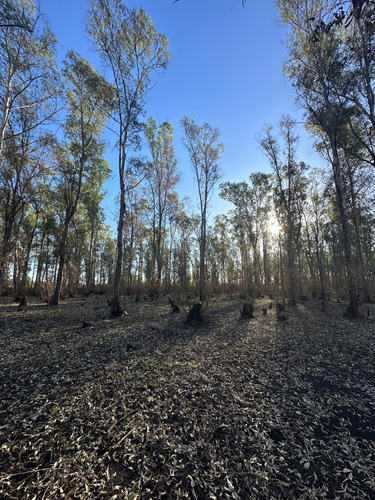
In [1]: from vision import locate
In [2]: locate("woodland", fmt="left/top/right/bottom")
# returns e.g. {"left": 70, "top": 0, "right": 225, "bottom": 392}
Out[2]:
{"left": 1, "top": 0, "right": 375, "bottom": 498}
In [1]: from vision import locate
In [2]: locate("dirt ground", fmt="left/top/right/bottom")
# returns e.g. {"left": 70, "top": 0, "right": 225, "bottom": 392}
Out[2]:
{"left": 0, "top": 294, "right": 375, "bottom": 499}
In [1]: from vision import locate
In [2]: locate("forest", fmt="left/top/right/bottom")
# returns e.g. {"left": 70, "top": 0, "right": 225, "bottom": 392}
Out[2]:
{"left": 1, "top": 0, "right": 375, "bottom": 498}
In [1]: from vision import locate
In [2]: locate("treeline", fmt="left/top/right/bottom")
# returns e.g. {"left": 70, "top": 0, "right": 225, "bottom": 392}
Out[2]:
{"left": 0, "top": 0, "right": 374, "bottom": 317}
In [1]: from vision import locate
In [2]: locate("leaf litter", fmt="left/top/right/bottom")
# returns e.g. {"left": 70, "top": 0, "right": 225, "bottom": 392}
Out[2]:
{"left": 0, "top": 295, "right": 375, "bottom": 498}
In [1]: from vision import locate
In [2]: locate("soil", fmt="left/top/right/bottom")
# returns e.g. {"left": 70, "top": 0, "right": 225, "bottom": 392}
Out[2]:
{"left": 0, "top": 294, "right": 375, "bottom": 499}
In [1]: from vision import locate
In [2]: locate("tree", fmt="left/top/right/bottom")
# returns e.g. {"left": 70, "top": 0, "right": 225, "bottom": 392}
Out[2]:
{"left": 87, "top": 0, "right": 171, "bottom": 316}
{"left": 0, "top": 113, "right": 54, "bottom": 290}
{"left": 0, "top": 0, "right": 59, "bottom": 156}
{"left": 220, "top": 172, "right": 273, "bottom": 293}
{"left": 337, "top": 5, "right": 375, "bottom": 169}
{"left": 0, "top": 0, "right": 35, "bottom": 31}
{"left": 50, "top": 51, "right": 111, "bottom": 305}
{"left": 277, "top": 0, "right": 361, "bottom": 316}
{"left": 258, "top": 118, "right": 309, "bottom": 305}
{"left": 81, "top": 152, "right": 111, "bottom": 293}
{"left": 181, "top": 117, "right": 223, "bottom": 302}
{"left": 302, "top": 171, "right": 330, "bottom": 301}
{"left": 143, "top": 118, "right": 180, "bottom": 288}
{"left": 170, "top": 208, "right": 198, "bottom": 293}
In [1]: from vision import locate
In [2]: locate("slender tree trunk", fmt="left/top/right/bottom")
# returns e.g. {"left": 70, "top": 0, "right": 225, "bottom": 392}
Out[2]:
{"left": 86, "top": 229, "right": 95, "bottom": 292}
{"left": 17, "top": 223, "right": 37, "bottom": 305}
{"left": 347, "top": 163, "right": 370, "bottom": 302}
{"left": 13, "top": 241, "right": 19, "bottom": 299}
{"left": 126, "top": 224, "right": 135, "bottom": 291}
{"left": 156, "top": 217, "right": 163, "bottom": 286}
{"left": 0, "top": 194, "right": 18, "bottom": 286}
{"left": 286, "top": 216, "right": 297, "bottom": 305}
{"left": 199, "top": 211, "right": 206, "bottom": 301}
{"left": 51, "top": 222, "right": 69, "bottom": 306}
{"left": 112, "top": 142, "right": 127, "bottom": 316}
{"left": 0, "top": 73, "right": 12, "bottom": 156}
{"left": 331, "top": 141, "right": 359, "bottom": 317}
{"left": 34, "top": 231, "right": 46, "bottom": 294}
{"left": 113, "top": 191, "right": 125, "bottom": 315}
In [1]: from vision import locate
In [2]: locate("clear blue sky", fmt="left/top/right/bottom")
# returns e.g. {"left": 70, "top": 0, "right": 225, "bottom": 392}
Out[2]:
{"left": 40, "top": 0, "right": 319, "bottom": 226}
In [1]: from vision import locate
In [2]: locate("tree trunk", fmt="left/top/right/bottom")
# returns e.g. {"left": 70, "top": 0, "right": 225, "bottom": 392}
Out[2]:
{"left": 286, "top": 217, "right": 297, "bottom": 306}
{"left": 17, "top": 223, "right": 37, "bottom": 305}
{"left": 331, "top": 142, "right": 359, "bottom": 317}
{"left": 199, "top": 211, "right": 206, "bottom": 302}
{"left": 186, "top": 302, "right": 203, "bottom": 324}
{"left": 112, "top": 156, "right": 126, "bottom": 317}
{"left": 34, "top": 231, "right": 46, "bottom": 294}
{"left": 50, "top": 222, "right": 69, "bottom": 306}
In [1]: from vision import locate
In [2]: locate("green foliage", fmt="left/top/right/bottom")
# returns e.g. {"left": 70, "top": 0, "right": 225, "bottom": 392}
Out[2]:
{"left": 87, "top": 0, "right": 171, "bottom": 312}
{"left": 0, "top": 0, "right": 59, "bottom": 154}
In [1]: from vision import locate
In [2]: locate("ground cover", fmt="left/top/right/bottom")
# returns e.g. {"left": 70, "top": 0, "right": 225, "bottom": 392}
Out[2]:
{"left": 0, "top": 295, "right": 374, "bottom": 499}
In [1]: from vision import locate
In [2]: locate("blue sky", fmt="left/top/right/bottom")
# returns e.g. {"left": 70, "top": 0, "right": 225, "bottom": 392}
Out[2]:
{"left": 40, "top": 0, "right": 319, "bottom": 226}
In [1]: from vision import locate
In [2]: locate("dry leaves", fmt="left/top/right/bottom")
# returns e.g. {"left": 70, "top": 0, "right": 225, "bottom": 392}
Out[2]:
{"left": 0, "top": 295, "right": 374, "bottom": 498}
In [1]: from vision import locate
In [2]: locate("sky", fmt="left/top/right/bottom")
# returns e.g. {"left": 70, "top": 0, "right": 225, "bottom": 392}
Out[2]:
{"left": 39, "top": 0, "right": 320, "bottom": 228}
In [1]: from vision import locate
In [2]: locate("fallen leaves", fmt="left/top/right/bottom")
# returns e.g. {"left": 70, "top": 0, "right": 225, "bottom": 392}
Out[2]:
{"left": 0, "top": 295, "right": 375, "bottom": 498}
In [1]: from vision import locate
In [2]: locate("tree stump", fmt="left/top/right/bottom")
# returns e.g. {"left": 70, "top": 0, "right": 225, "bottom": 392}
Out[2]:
{"left": 241, "top": 302, "right": 254, "bottom": 318}
{"left": 108, "top": 297, "right": 125, "bottom": 318}
{"left": 18, "top": 296, "right": 27, "bottom": 307}
{"left": 168, "top": 297, "right": 180, "bottom": 313}
{"left": 186, "top": 302, "right": 203, "bottom": 324}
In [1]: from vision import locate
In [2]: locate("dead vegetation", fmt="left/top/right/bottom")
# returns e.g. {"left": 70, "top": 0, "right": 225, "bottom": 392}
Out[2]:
{"left": 0, "top": 295, "right": 375, "bottom": 499}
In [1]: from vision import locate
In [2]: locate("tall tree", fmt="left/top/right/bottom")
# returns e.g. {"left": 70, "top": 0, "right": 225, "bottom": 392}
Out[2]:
{"left": 82, "top": 151, "right": 111, "bottom": 293}
{"left": 259, "top": 118, "right": 308, "bottom": 304}
{"left": 50, "top": 51, "right": 111, "bottom": 305}
{"left": 220, "top": 172, "right": 273, "bottom": 292}
{"left": 0, "top": 113, "right": 53, "bottom": 289}
{"left": 143, "top": 118, "right": 180, "bottom": 288}
{"left": 277, "top": 0, "right": 361, "bottom": 316}
{"left": 181, "top": 117, "right": 223, "bottom": 301}
{"left": 87, "top": 0, "right": 171, "bottom": 316}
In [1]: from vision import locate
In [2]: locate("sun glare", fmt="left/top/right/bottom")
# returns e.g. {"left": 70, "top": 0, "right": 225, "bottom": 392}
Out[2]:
{"left": 268, "top": 216, "right": 282, "bottom": 236}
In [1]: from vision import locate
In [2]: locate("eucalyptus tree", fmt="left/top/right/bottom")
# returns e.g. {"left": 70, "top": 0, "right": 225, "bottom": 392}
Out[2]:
{"left": 122, "top": 183, "right": 149, "bottom": 291}
{"left": 98, "top": 230, "right": 116, "bottom": 288}
{"left": 143, "top": 117, "right": 180, "bottom": 288}
{"left": 340, "top": 152, "right": 375, "bottom": 301}
{"left": 330, "top": 4, "right": 375, "bottom": 177}
{"left": 87, "top": 0, "right": 171, "bottom": 316}
{"left": 50, "top": 52, "right": 111, "bottom": 305}
{"left": 0, "top": 115, "right": 53, "bottom": 289}
{"left": 33, "top": 208, "right": 57, "bottom": 296}
{"left": 180, "top": 117, "right": 223, "bottom": 301}
{"left": 276, "top": 0, "right": 361, "bottom": 316}
{"left": 259, "top": 118, "right": 308, "bottom": 304}
{"left": 206, "top": 215, "right": 235, "bottom": 290}
{"left": 13, "top": 202, "right": 39, "bottom": 304}
{"left": 303, "top": 172, "right": 330, "bottom": 301}
{"left": 164, "top": 193, "right": 185, "bottom": 290}
{"left": 0, "top": 0, "right": 34, "bottom": 30}
{"left": 0, "top": 0, "right": 59, "bottom": 156}
{"left": 82, "top": 158, "right": 111, "bottom": 293}
{"left": 171, "top": 209, "right": 199, "bottom": 293}
{"left": 220, "top": 172, "right": 273, "bottom": 291}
